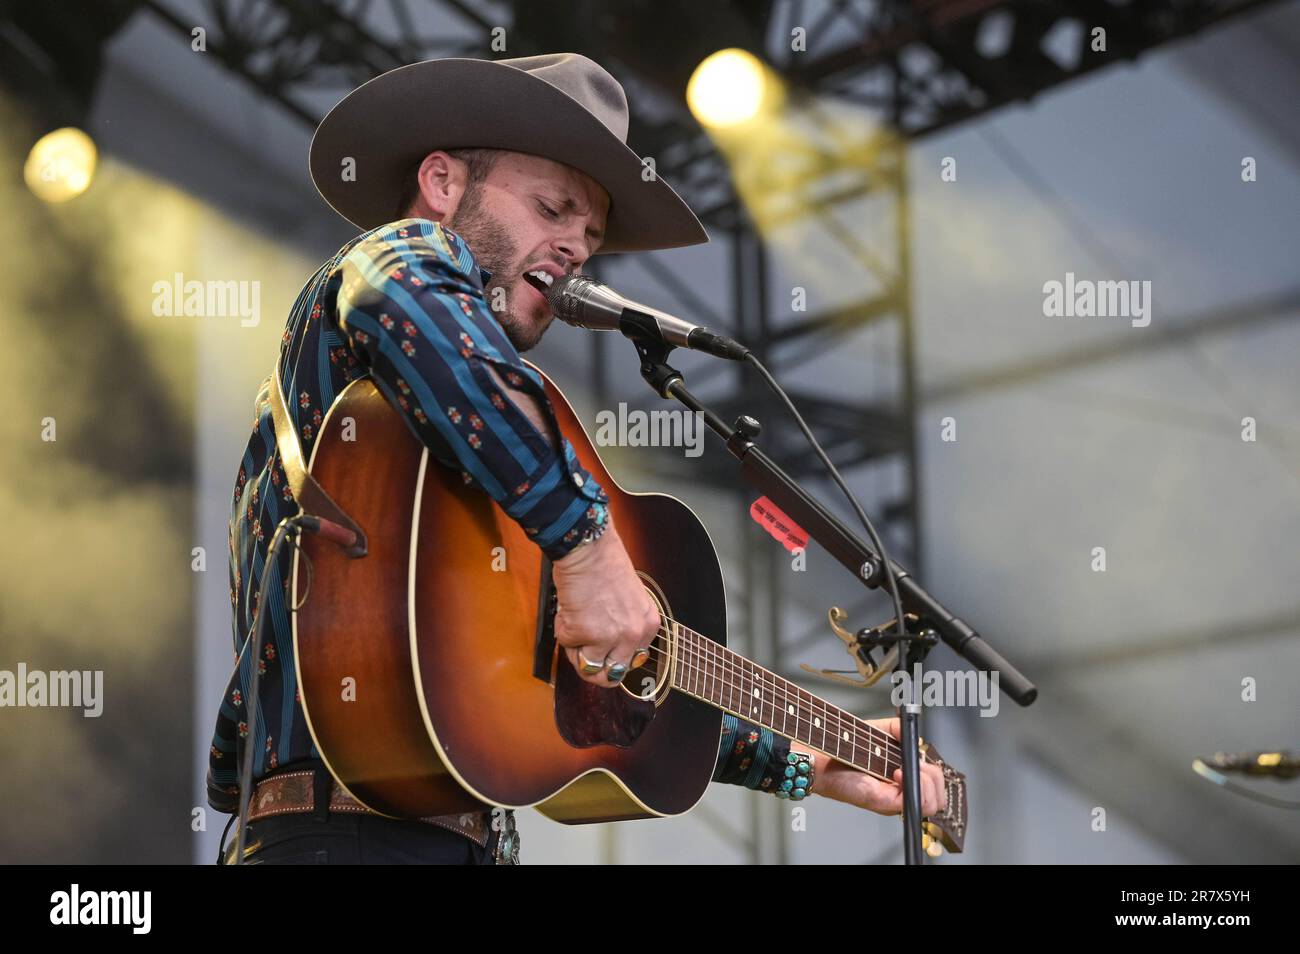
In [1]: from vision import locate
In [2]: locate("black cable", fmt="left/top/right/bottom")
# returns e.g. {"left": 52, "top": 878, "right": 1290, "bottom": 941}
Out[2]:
{"left": 741, "top": 352, "right": 909, "bottom": 665}
{"left": 215, "top": 811, "right": 237, "bottom": 865}
{"left": 742, "top": 351, "right": 927, "bottom": 857}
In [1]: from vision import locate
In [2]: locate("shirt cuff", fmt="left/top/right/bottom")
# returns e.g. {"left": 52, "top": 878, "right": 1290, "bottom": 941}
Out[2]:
{"left": 713, "top": 715, "right": 792, "bottom": 792}
{"left": 538, "top": 487, "right": 610, "bottom": 562}
{"left": 455, "top": 351, "right": 613, "bottom": 562}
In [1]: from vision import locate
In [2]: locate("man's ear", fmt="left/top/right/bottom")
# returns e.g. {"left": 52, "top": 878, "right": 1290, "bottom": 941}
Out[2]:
{"left": 413, "top": 151, "right": 466, "bottom": 221}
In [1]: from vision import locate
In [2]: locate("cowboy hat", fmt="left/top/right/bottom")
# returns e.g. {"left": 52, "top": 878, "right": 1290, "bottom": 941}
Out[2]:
{"left": 309, "top": 52, "right": 708, "bottom": 254}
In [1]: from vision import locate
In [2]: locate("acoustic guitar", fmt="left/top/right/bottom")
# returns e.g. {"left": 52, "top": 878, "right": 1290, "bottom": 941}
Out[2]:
{"left": 290, "top": 364, "right": 968, "bottom": 853}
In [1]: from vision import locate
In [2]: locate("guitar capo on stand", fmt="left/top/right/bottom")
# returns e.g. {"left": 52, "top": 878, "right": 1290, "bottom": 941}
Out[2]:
{"left": 799, "top": 609, "right": 937, "bottom": 689}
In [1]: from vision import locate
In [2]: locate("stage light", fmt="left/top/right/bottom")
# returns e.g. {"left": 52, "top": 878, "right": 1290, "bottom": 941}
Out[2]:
{"left": 687, "top": 48, "right": 768, "bottom": 128}
{"left": 24, "top": 127, "right": 97, "bottom": 203}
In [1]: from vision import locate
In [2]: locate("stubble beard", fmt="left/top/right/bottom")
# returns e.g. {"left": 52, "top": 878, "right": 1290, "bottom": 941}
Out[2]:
{"left": 447, "top": 186, "right": 548, "bottom": 353}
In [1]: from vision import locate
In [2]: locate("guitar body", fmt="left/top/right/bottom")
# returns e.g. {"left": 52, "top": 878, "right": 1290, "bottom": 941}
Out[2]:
{"left": 291, "top": 366, "right": 726, "bottom": 823}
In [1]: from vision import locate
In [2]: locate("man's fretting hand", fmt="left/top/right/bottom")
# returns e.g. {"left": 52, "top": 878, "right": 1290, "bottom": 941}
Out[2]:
{"left": 551, "top": 519, "right": 661, "bottom": 688}
{"left": 805, "top": 718, "right": 948, "bottom": 817}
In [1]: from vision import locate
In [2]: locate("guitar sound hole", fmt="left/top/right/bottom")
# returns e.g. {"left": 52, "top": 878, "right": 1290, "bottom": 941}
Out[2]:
{"left": 621, "top": 627, "right": 670, "bottom": 704}
{"left": 620, "top": 575, "right": 672, "bottom": 706}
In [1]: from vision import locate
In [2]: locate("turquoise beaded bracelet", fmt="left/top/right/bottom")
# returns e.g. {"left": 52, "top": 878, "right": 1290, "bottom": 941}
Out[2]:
{"left": 775, "top": 751, "right": 815, "bottom": 800}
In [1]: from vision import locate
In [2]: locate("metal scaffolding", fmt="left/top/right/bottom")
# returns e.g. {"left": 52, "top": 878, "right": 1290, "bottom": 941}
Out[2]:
{"left": 7, "top": 0, "right": 1280, "bottom": 863}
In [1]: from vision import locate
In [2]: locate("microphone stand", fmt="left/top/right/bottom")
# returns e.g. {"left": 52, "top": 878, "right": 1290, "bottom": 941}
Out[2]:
{"left": 626, "top": 333, "right": 1037, "bottom": 863}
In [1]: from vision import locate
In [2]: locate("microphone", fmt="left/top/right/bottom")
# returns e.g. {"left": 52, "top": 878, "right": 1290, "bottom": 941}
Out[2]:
{"left": 546, "top": 274, "right": 750, "bottom": 361}
{"left": 1200, "top": 751, "right": 1299, "bottom": 779}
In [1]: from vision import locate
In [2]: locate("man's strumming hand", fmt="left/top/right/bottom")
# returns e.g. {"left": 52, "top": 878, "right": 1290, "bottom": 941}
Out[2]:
{"left": 551, "top": 519, "right": 661, "bottom": 689}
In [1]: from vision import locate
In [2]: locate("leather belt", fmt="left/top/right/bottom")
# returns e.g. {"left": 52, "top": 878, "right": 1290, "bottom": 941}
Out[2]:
{"left": 246, "top": 769, "right": 491, "bottom": 846}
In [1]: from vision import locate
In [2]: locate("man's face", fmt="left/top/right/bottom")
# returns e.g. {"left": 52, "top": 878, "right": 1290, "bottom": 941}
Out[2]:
{"left": 446, "top": 152, "right": 609, "bottom": 352}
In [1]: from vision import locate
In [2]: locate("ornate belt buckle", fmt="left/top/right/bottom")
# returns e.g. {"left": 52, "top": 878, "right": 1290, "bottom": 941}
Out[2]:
{"left": 491, "top": 809, "right": 520, "bottom": 865}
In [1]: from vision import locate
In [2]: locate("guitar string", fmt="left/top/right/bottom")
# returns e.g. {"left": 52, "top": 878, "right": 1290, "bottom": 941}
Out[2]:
{"left": 691, "top": 627, "right": 901, "bottom": 771}
{"left": 622, "top": 624, "right": 949, "bottom": 824}
{"left": 676, "top": 622, "right": 896, "bottom": 774}
{"left": 630, "top": 612, "right": 907, "bottom": 774}
{"left": 567, "top": 612, "right": 906, "bottom": 769}
{"left": 629, "top": 617, "right": 905, "bottom": 767}
{"left": 683, "top": 623, "right": 906, "bottom": 777}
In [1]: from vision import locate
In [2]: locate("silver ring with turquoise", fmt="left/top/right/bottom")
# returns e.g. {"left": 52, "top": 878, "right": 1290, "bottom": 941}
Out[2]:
{"left": 775, "top": 751, "right": 815, "bottom": 800}
{"left": 606, "top": 661, "right": 629, "bottom": 683}
{"left": 577, "top": 650, "right": 606, "bottom": 675}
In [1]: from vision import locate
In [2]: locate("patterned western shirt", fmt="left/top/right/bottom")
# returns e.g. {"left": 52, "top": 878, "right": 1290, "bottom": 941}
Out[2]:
{"left": 206, "top": 218, "right": 790, "bottom": 815}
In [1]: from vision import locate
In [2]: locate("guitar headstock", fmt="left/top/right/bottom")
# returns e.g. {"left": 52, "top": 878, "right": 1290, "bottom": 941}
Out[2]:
{"left": 920, "top": 740, "right": 967, "bottom": 855}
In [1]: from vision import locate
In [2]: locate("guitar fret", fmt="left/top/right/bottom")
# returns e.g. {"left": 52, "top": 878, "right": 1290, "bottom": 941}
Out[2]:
{"left": 695, "top": 628, "right": 707, "bottom": 702}
{"left": 748, "top": 660, "right": 759, "bottom": 722}
{"left": 733, "top": 652, "right": 740, "bottom": 711}
{"left": 759, "top": 670, "right": 769, "bottom": 738}
{"left": 712, "top": 643, "right": 721, "bottom": 707}
{"left": 702, "top": 632, "right": 718, "bottom": 709}
{"left": 700, "top": 626, "right": 712, "bottom": 704}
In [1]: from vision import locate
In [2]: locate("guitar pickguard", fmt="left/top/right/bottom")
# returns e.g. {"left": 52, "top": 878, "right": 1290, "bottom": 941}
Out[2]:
{"left": 554, "top": 653, "right": 656, "bottom": 747}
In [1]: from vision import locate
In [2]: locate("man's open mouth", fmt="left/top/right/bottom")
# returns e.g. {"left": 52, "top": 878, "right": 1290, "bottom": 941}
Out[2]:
{"left": 522, "top": 269, "right": 554, "bottom": 296}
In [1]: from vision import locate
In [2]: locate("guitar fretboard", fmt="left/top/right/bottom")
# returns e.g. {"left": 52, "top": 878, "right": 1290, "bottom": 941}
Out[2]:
{"left": 667, "top": 620, "right": 902, "bottom": 781}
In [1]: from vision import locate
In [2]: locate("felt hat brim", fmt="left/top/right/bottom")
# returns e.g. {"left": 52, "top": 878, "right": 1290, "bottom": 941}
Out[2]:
{"left": 309, "top": 57, "right": 709, "bottom": 254}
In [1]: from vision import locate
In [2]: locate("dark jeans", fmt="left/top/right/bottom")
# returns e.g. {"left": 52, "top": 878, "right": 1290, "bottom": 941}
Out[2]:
{"left": 222, "top": 811, "right": 498, "bottom": 865}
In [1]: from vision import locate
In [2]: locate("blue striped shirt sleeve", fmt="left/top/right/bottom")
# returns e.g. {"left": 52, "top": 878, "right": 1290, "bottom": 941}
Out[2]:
{"left": 713, "top": 714, "right": 792, "bottom": 792}
{"left": 334, "top": 218, "right": 609, "bottom": 561}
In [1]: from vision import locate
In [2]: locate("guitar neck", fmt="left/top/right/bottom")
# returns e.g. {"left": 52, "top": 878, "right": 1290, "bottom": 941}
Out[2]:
{"left": 668, "top": 622, "right": 902, "bottom": 782}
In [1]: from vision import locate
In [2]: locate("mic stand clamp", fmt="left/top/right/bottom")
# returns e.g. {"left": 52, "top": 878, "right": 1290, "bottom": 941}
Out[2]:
{"left": 633, "top": 336, "right": 684, "bottom": 398}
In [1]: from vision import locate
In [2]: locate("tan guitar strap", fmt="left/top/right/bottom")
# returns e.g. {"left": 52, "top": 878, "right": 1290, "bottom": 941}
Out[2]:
{"left": 269, "top": 354, "right": 368, "bottom": 558}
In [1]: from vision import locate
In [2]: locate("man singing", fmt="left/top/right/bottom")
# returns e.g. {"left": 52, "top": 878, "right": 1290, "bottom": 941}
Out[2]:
{"left": 208, "top": 52, "right": 947, "bottom": 864}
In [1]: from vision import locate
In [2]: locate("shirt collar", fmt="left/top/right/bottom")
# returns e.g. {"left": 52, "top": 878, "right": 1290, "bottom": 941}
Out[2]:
{"left": 478, "top": 265, "right": 493, "bottom": 286}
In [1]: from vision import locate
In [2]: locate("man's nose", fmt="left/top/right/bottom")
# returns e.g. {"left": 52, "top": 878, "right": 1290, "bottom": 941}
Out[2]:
{"left": 551, "top": 235, "right": 592, "bottom": 270}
